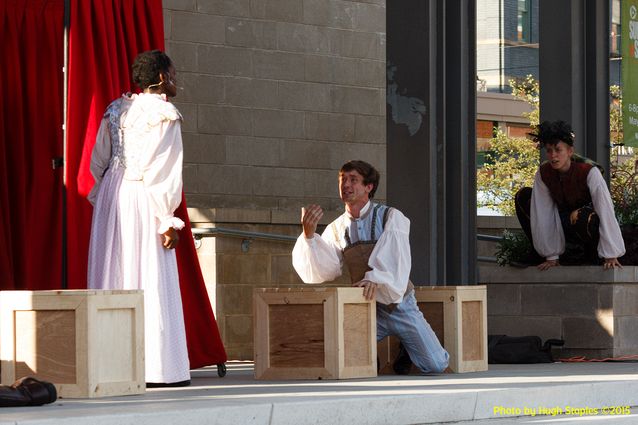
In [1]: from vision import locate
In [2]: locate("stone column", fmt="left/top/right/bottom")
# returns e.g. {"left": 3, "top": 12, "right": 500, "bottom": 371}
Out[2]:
{"left": 539, "top": 0, "right": 610, "bottom": 176}
{"left": 386, "top": 0, "right": 477, "bottom": 285}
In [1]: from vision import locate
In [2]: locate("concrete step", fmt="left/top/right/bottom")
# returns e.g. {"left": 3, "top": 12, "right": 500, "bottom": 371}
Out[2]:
{"left": 0, "top": 362, "right": 637, "bottom": 425}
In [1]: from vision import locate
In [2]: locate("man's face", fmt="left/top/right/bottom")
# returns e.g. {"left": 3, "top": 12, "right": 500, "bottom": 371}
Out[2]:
{"left": 339, "top": 170, "right": 373, "bottom": 205}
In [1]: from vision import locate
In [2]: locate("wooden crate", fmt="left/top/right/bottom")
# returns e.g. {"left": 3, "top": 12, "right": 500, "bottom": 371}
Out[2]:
{"left": 378, "top": 285, "right": 487, "bottom": 374}
{"left": 254, "top": 287, "right": 376, "bottom": 380}
{"left": 0, "top": 290, "right": 145, "bottom": 398}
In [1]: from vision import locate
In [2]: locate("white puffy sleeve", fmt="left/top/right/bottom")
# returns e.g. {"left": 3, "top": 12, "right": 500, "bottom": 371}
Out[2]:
{"left": 530, "top": 170, "right": 564, "bottom": 260}
{"left": 587, "top": 167, "right": 626, "bottom": 259}
{"left": 141, "top": 116, "right": 185, "bottom": 234}
{"left": 292, "top": 225, "right": 343, "bottom": 284}
{"left": 87, "top": 118, "right": 112, "bottom": 206}
{"left": 364, "top": 208, "right": 412, "bottom": 305}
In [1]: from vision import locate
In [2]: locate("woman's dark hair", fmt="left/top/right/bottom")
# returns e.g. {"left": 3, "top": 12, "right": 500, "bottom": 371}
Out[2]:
{"left": 131, "top": 50, "right": 173, "bottom": 90}
{"left": 340, "top": 160, "right": 380, "bottom": 199}
{"left": 529, "top": 120, "right": 575, "bottom": 147}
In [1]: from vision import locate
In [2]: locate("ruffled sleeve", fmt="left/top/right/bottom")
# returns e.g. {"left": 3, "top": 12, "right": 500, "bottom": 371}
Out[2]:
{"left": 588, "top": 167, "right": 626, "bottom": 259}
{"left": 364, "top": 208, "right": 412, "bottom": 304}
{"left": 530, "top": 170, "right": 564, "bottom": 260}
{"left": 292, "top": 224, "right": 343, "bottom": 283}
{"left": 87, "top": 117, "right": 112, "bottom": 206}
{"left": 140, "top": 102, "right": 185, "bottom": 234}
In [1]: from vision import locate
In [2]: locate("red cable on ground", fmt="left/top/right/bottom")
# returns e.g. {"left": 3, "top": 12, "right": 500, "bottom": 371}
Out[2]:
{"left": 559, "top": 354, "right": 638, "bottom": 362}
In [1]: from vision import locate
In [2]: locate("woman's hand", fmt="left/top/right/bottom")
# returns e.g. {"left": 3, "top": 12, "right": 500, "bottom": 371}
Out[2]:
{"left": 162, "top": 227, "right": 179, "bottom": 249}
{"left": 603, "top": 258, "right": 622, "bottom": 270}
{"left": 537, "top": 259, "right": 559, "bottom": 271}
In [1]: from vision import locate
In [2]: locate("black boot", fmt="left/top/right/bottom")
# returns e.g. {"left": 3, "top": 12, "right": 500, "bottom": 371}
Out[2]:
{"left": 0, "top": 377, "right": 57, "bottom": 407}
{"left": 146, "top": 379, "right": 191, "bottom": 388}
{"left": 393, "top": 344, "right": 413, "bottom": 375}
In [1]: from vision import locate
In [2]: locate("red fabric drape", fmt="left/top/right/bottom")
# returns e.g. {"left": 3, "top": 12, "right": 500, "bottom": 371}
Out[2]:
{"left": 0, "top": 0, "right": 64, "bottom": 290}
{"left": 66, "top": 0, "right": 226, "bottom": 367}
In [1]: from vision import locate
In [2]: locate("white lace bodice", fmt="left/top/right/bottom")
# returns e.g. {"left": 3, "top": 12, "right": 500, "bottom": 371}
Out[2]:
{"left": 103, "top": 93, "right": 182, "bottom": 180}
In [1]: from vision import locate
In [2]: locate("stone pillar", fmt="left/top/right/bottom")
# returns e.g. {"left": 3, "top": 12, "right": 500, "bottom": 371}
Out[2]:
{"left": 539, "top": 0, "right": 610, "bottom": 175}
{"left": 386, "top": 0, "right": 477, "bottom": 285}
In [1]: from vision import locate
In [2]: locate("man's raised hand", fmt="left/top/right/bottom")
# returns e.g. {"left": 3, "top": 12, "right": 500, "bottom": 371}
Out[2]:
{"left": 301, "top": 204, "right": 323, "bottom": 238}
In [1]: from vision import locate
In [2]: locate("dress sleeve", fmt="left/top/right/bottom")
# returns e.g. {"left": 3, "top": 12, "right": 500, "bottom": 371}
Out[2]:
{"left": 587, "top": 167, "right": 626, "bottom": 259}
{"left": 530, "top": 170, "right": 564, "bottom": 260}
{"left": 364, "top": 208, "right": 412, "bottom": 305}
{"left": 292, "top": 225, "right": 343, "bottom": 284}
{"left": 142, "top": 118, "right": 185, "bottom": 234}
{"left": 87, "top": 118, "right": 112, "bottom": 206}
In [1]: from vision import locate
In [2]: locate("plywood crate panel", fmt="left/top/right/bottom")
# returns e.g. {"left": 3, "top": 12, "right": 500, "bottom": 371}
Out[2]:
{"left": 0, "top": 290, "right": 145, "bottom": 398}
{"left": 378, "top": 285, "right": 487, "bottom": 374}
{"left": 254, "top": 287, "right": 376, "bottom": 380}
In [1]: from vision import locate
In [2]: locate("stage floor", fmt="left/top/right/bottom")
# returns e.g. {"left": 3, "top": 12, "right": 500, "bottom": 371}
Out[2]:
{"left": 2, "top": 361, "right": 638, "bottom": 424}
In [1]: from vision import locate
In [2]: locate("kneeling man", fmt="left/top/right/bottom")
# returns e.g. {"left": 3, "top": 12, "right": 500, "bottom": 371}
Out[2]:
{"left": 292, "top": 160, "right": 449, "bottom": 374}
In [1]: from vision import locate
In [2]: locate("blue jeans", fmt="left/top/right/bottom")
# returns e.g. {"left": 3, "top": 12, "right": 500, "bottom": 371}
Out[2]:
{"left": 377, "top": 289, "right": 450, "bottom": 373}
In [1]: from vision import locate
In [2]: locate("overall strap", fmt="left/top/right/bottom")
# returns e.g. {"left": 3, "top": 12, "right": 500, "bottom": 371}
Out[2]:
{"left": 382, "top": 206, "right": 392, "bottom": 228}
{"left": 370, "top": 204, "right": 380, "bottom": 241}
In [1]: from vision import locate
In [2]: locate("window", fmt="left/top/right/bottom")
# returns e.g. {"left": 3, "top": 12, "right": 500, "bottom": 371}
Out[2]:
{"left": 517, "top": 0, "right": 531, "bottom": 43}
{"left": 611, "top": 0, "right": 621, "bottom": 56}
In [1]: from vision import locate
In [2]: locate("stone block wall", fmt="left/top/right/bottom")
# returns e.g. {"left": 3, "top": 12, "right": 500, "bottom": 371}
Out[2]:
{"left": 163, "top": 0, "right": 387, "bottom": 214}
{"left": 482, "top": 266, "right": 638, "bottom": 359}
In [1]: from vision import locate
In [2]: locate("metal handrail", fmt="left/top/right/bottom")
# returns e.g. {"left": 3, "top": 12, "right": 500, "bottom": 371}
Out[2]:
{"left": 477, "top": 256, "right": 498, "bottom": 263}
{"left": 193, "top": 228, "right": 504, "bottom": 244}
{"left": 191, "top": 227, "right": 297, "bottom": 243}
{"left": 477, "top": 234, "right": 503, "bottom": 242}
{"left": 192, "top": 227, "right": 501, "bottom": 263}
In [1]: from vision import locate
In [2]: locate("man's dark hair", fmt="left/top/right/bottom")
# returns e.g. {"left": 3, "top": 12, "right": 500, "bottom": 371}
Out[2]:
{"left": 131, "top": 50, "right": 173, "bottom": 90}
{"left": 529, "top": 120, "right": 575, "bottom": 147}
{"left": 340, "top": 160, "right": 380, "bottom": 199}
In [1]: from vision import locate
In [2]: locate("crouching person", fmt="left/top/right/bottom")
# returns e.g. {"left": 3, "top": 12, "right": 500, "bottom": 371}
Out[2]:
{"left": 515, "top": 120, "right": 625, "bottom": 271}
{"left": 292, "top": 160, "right": 449, "bottom": 374}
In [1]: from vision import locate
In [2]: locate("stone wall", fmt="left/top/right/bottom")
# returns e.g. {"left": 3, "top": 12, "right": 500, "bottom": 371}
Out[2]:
{"left": 163, "top": 0, "right": 387, "bottom": 215}
{"left": 482, "top": 266, "right": 638, "bottom": 359}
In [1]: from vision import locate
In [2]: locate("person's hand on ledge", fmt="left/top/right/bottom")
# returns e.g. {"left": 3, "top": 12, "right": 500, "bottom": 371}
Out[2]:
{"left": 537, "top": 259, "right": 559, "bottom": 271}
{"left": 353, "top": 279, "right": 377, "bottom": 300}
{"left": 603, "top": 258, "right": 622, "bottom": 270}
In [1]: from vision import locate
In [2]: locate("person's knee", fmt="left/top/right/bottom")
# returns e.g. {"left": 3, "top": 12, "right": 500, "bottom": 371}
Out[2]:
{"left": 428, "top": 351, "right": 449, "bottom": 373}
{"left": 411, "top": 348, "right": 449, "bottom": 374}
{"left": 515, "top": 187, "right": 532, "bottom": 203}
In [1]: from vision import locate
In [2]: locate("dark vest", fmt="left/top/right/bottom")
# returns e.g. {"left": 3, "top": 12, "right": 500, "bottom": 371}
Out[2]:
{"left": 539, "top": 161, "right": 593, "bottom": 213}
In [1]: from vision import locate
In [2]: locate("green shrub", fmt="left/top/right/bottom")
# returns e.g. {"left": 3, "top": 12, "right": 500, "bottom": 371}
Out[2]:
{"left": 494, "top": 230, "right": 534, "bottom": 266}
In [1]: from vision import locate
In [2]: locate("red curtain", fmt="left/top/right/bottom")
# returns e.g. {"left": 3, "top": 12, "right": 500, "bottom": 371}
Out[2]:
{"left": 66, "top": 0, "right": 164, "bottom": 290}
{"left": 67, "top": 0, "right": 226, "bottom": 367}
{"left": 0, "top": 0, "right": 64, "bottom": 290}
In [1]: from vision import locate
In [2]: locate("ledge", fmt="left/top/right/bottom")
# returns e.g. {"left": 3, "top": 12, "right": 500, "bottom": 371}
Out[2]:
{"left": 188, "top": 207, "right": 342, "bottom": 225}
{"left": 479, "top": 265, "right": 638, "bottom": 284}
